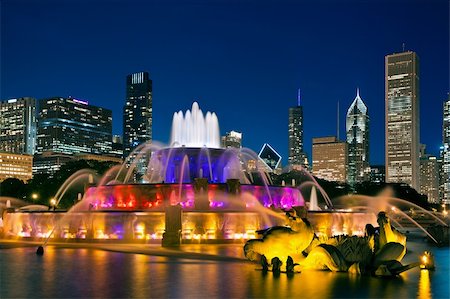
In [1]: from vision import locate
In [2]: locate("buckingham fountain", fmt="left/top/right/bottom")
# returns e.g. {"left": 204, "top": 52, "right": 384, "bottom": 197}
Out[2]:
{"left": 2, "top": 102, "right": 446, "bottom": 276}
{"left": 2, "top": 103, "right": 376, "bottom": 245}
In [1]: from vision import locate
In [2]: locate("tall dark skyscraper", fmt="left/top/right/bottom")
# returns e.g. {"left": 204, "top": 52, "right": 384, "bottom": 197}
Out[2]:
{"left": 442, "top": 95, "right": 450, "bottom": 204}
{"left": 36, "top": 97, "right": 112, "bottom": 155}
{"left": 385, "top": 51, "right": 420, "bottom": 190}
{"left": 346, "top": 89, "right": 370, "bottom": 185}
{"left": 0, "top": 97, "right": 36, "bottom": 154}
{"left": 123, "top": 71, "right": 152, "bottom": 157}
{"left": 288, "top": 89, "right": 307, "bottom": 169}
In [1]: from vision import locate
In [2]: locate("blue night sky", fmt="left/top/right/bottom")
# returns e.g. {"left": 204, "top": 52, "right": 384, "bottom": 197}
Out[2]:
{"left": 1, "top": 0, "right": 448, "bottom": 166}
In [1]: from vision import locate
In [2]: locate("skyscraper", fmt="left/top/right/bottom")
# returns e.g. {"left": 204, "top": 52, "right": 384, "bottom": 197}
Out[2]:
{"left": 288, "top": 89, "right": 307, "bottom": 168}
{"left": 420, "top": 154, "right": 440, "bottom": 204}
{"left": 442, "top": 95, "right": 450, "bottom": 204}
{"left": 346, "top": 88, "right": 370, "bottom": 185}
{"left": 312, "top": 136, "right": 347, "bottom": 183}
{"left": 0, "top": 97, "right": 37, "bottom": 154}
{"left": 123, "top": 71, "right": 152, "bottom": 158}
{"left": 36, "top": 97, "right": 112, "bottom": 155}
{"left": 385, "top": 51, "right": 420, "bottom": 190}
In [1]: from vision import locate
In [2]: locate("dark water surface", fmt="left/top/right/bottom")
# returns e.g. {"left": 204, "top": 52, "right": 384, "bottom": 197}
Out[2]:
{"left": 1, "top": 241, "right": 449, "bottom": 299}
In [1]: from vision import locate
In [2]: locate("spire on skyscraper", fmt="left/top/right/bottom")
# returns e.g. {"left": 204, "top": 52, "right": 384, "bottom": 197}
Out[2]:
{"left": 348, "top": 88, "right": 367, "bottom": 115}
{"left": 297, "top": 88, "right": 301, "bottom": 106}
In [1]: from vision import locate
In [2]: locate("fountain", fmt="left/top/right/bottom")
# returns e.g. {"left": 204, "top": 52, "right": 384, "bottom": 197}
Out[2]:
{"left": 1, "top": 102, "right": 448, "bottom": 299}
{"left": 4, "top": 102, "right": 440, "bottom": 250}
{"left": 1, "top": 102, "right": 310, "bottom": 244}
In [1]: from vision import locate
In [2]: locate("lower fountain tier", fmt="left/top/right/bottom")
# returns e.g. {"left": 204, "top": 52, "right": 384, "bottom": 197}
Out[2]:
{"left": 1, "top": 210, "right": 376, "bottom": 242}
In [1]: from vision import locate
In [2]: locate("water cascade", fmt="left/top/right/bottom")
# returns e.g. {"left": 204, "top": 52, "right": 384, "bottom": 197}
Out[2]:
{"left": 170, "top": 102, "right": 220, "bottom": 148}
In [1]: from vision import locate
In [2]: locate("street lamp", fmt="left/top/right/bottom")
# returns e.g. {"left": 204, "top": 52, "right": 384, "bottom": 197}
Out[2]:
{"left": 50, "top": 198, "right": 57, "bottom": 210}
{"left": 31, "top": 193, "right": 39, "bottom": 200}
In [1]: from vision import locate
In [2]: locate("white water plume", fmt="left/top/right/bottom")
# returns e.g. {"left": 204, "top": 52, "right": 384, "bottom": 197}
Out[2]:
{"left": 170, "top": 102, "right": 220, "bottom": 148}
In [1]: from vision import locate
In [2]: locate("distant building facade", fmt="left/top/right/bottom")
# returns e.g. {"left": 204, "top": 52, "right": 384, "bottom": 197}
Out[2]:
{"left": 420, "top": 155, "right": 440, "bottom": 204}
{"left": 36, "top": 97, "right": 112, "bottom": 155}
{"left": 288, "top": 89, "right": 308, "bottom": 169}
{"left": 221, "top": 131, "right": 242, "bottom": 149}
{"left": 385, "top": 51, "right": 420, "bottom": 191}
{"left": 443, "top": 95, "right": 450, "bottom": 204}
{"left": 312, "top": 136, "right": 347, "bottom": 182}
{"left": 123, "top": 71, "right": 152, "bottom": 158}
{"left": 33, "top": 152, "right": 122, "bottom": 177}
{"left": 346, "top": 89, "right": 370, "bottom": 185}
{"left": 0, "top": 152, "right": 33, "bottom": 182}
{"left": 0, "top": 97, "right": 37, "bottom": 155}
{"left": 370, "top": 165, "right": 385, "bottom": 183}
{"left": 32, "top": 152, "right": 73, "bottom": 176}
{"left": 110, "top": 135, "right": 124, "bottom": 158}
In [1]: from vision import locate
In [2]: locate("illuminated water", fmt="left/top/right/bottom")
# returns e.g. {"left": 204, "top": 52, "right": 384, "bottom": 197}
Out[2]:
{"left": 1, "top": 239, "right": 448, "bottom": 299}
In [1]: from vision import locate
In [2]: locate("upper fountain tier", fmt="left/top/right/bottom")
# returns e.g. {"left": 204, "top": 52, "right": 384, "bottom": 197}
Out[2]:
{"left": 170, "top": 102, "right": 221, "bottom": 148}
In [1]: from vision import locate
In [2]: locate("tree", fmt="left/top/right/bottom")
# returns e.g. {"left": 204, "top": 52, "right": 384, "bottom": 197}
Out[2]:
{"left": 26, "top": 159, "right": 121, "bottom": 209}
{"left": 0, "top": 178, "right": 26, "bottom": 199}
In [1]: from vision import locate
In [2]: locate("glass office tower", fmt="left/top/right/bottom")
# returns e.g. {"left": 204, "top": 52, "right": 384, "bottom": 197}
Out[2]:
{"left": 442, "top": 95, "right": 450, "bottom": 203}
{"left": 123, "top": 71, "right": 152, "bottom": 158}
{"left": 0, "top": 97, "right": 37, "bottom": 154}
{"left": 36, "top": 97, "right": 112, "bottom": 155}
{"left": 288, "top": 89, "right": 307, "bottom": 168}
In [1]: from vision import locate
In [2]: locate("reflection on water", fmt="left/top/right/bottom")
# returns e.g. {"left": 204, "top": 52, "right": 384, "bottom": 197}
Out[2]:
{"left": 0, "top": 242, "right": 449, "bottom": 299}
{"left": 418, "top": 270, "right": 431, "bottom": 299}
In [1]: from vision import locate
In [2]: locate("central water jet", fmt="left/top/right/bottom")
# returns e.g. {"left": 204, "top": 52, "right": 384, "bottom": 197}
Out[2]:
{"left": 170, "top": 102, "right": 220, "bottom": 148}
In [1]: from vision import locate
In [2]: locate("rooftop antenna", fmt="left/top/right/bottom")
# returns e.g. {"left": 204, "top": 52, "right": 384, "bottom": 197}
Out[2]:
{"left": 402, "top": 42, "right": 405, "bottom": 52}
{"left": 297, "top": 88, "right": 301, "bottom": 106}
{"left": 337, "top": 100, "right": 340, "bottom": 140}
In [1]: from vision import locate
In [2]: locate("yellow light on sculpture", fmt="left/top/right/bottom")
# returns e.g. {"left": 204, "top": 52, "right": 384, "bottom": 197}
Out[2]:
{"left": 420, "top": 251, "right": 435, "bottom": 270}
{"left": 421, "top": 255, "right": 428, "bottom": 264}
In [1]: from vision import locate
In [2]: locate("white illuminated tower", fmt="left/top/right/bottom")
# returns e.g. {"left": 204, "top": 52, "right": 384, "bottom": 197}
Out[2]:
{"left": 346, "top": 88, "right": 370, "bottom": 185}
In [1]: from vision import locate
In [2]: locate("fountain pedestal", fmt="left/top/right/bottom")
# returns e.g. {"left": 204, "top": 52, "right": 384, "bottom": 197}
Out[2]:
{"left": 226, "top": 179, "right": 241, "bottom": 195}
{"left": 162, "top": 204, "right": 182, "bottom": 247}
{"left": 194, "top": 178, "right": 209, "bottom": 210}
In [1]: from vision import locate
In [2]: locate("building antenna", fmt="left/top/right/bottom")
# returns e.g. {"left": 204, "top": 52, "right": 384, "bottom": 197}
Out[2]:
{"left": 402, "top": 42, "right": 405, "bottom": 52}
{"left": 337, "top": 100, "right": 340, "bottom": 140}
{"left": 297, "top": 88, "right": 301, "bottom": 106}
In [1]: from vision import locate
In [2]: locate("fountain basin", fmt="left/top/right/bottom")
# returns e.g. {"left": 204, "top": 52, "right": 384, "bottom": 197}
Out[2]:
{"left": 1, "top": 209, "right": 376, "bottom": 242}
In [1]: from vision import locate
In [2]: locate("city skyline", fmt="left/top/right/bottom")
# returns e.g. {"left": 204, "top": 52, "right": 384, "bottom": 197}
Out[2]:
{"left": 1, "top": 1, "right": 448, "bottom": 165}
